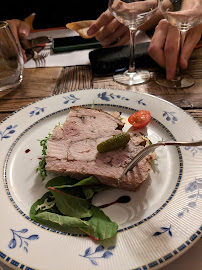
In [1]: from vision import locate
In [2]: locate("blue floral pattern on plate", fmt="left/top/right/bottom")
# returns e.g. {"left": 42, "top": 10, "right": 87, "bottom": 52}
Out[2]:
{"left": 135, "top": 98, "right": 146, "bottom": 106}
{"left": 0, "top": 125, "right": 17, "bottom": 141}
{"left": 8, "top": 229, "right": 39, "bottom": 253}
{"left": 153, "top": 225, "right": 172, "bottom": 237}
{"left": 63, "top": 94, "right": 80, "bottom": 104}
{"left": 163, "top": 111, "right": 178, "bottom": 124}
{"left": 80, "top": 245, "right": 115, "bottom": 266}
{"left": 184, "top": 139, "right": 202, "bottom": 156}
{"left": 30, "top": 107, "right": 45, "bottom": 117}
{"left": 98, "top": 91, "right": 129, "bottom": 102}
{"left": 178, "top": 177, "right": 202, "bottom": 218}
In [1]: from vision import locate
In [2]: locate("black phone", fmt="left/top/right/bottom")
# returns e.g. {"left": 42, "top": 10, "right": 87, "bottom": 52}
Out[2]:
{"left": 52, "top": 36, "right": 101, "bottom": 53}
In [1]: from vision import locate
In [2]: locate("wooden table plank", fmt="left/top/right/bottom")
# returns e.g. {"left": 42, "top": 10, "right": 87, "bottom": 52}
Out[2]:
{"left": 187, "top": 109, "right": 202, "bottom": 125}
{"left": 0, "top": 67, "right": 62, "bottom": 122}
{"left": 0, "top": 67, "right": 62, "bottom": 100}
{"left": 53, "top": 66, "right": 93, "bottom": 94}
{"left": 0, "top": 48, "right": 201, "bottom": 125}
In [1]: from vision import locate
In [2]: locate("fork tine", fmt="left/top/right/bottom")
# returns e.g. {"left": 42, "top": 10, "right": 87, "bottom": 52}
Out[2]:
{"left": 37, "top": 58, "right": 41, "bottom": 67}
{"left": 120, "top": 139, "right": 202, "bottom": 179}
{"left": 35, "top": 58, "right": 39, "bottom": 68}
{"left": 120, "top": 144, "right": 159, "bottom": 179}
{"left": 32, "top": 49, "right": 49, "bottom": 67}
{"left": 41, "top": 56, "right": 44, "bottom": 67}
{"left": 41, "top": 53, "right": 48, "bottom": 67}
{"left": 41, "top": 55, "right": 45, "bottom": 67}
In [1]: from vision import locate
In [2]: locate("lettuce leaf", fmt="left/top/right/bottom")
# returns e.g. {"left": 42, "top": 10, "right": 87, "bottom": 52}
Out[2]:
{"left": 49, "top": 187, "right": 92, "bottom": 219}
{"left": 30, "top": 177, "right": 118, "bottom": 240}
{"left": 80, "top": 206, "right": 118, "bottom": 241}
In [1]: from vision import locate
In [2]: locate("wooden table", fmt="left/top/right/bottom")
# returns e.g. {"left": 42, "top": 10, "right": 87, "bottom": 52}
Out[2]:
{"left": 0, "top": 47, "right": 202, "bottom": 124}
{"left": 0, "top": 47, "right": 201, "bottom": 270}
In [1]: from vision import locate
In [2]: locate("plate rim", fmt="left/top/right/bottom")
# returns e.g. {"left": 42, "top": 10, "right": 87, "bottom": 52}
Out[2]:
{"left": 1, "top": 88, "right": 202, "bottom": 129}
{"left": 0, "top": 88, "right": 202, "bottom": 270}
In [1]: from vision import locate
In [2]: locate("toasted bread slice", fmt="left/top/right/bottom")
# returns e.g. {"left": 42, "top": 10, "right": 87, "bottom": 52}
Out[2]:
{"left": 66, "top": 20, "right": 95, "bottom": 39}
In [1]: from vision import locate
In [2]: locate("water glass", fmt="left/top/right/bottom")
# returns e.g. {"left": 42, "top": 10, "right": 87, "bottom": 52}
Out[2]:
{"left": 0, "top": 21, "right": 23, "bottom": 92}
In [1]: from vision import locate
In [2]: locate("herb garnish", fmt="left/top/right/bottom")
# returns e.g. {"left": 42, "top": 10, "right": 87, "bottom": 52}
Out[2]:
{"left": 36, "top": 132, "right": 52, "bottom": 181}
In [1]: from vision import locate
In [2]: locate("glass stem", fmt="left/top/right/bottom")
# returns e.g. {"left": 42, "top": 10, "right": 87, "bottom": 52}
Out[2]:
{"left": 173, "top": 30, "right": 187, "bottom": 81}
{"left": 128, "top": 28, "right": 137, "bottom": 73}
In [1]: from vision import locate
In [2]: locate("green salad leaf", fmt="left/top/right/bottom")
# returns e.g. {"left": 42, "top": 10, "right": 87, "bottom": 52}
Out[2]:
{"left": 33, "top": 211, "right": 87, "bottom": 231}
{"left": 45, "top": 175, "right": 110, "bottom": 200}
{"left": 79, "top": 205, "right": 118, "bottom": 241}
{"left": 49, "top": 187, "right": 92, "bottom": 219}
{"left": 30, "top": 192, "right": 57, "bottom": 219}
{"left": 30, "top": 176, "right": 118, "bottom": 241}
{"left": 45, "top": 176, "right": 78, "bottom": 189}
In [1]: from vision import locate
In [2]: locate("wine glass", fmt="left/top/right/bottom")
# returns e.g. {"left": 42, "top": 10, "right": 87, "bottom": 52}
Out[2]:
{"left": 154, "top": 0, "right": 202, "bottom": 88}
{"left": 0, "top": 21, "right": 24, "bottom": 92}
{"left": 108, "top": 0, "right": 158, "bottom": 86}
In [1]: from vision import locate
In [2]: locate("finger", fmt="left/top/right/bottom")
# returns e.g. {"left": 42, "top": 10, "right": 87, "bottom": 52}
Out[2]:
{"left": 164, "top": 25, "right": 180, "bottom": 80}
{"left": 18, "top": 21, "right": 30, "bottom": 39}
{"left": 110, "top": 31, "right": 130, "bottom": 47}
{"left": 101, "top": 25, "right": 130, "bottom": 47}
{"left": 96, "top": 20, "right": 126, "bottom": 46}
{"left": 148, "top": 19, "right": 169, "bottom": 68}
{"left": 87, "top": 10, "right": 113, "bottom": 36}
{"left": 7, "top": 20, "right": 23, "bottom": 57}
{"left": 7, "top": 19, "right": 28, "bottom": 62}
{"left": 180, "top": 24, "right": 202, "bottom": 69}
{"left": 18, "top": 21, "right": 30, "bottom": 63}
{"left": 7, "top": 19, "right": 20, "bottom": 43}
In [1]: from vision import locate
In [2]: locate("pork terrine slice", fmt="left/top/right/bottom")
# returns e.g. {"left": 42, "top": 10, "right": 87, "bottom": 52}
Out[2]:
{"left": 45, "top": 107, "right": 154, "bottom": 191}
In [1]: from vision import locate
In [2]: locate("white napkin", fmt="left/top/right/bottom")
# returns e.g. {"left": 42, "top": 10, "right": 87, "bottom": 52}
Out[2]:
{"left": 24, "top": 28, "right": 151, "bottom": 68}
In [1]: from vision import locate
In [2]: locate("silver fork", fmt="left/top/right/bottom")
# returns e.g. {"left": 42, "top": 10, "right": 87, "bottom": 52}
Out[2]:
{"left": 120, "top": 140, "right": 202, "bottom": 178}
{"left": 31, "top": 49, "right": 49, "bottom": 67}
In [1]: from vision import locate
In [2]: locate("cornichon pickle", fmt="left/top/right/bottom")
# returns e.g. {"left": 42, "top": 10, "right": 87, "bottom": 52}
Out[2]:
{"left": 97, "top": 132, "right": 130, "bottom": 153}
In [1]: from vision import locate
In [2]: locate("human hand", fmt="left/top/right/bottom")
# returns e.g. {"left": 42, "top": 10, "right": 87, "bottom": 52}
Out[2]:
{"left": 148, "top": 19, "right": 202, "bottom": 80}
{"left": 87, "top": 9, "right": 129, "bottom": 47}
{"left": 7, "top": 19, "right": 30, "bottom": 62}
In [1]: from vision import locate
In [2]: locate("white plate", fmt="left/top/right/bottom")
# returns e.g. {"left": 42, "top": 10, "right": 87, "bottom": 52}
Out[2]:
{"left": 0, "top": 89, "right": 201, "bottom": 270}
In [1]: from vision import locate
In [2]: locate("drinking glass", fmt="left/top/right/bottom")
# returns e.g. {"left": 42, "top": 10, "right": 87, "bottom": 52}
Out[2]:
{"left": 155, "top": 0, "right": 202, "bottom": 88}
{"left": 0, "top": 21, "right": 24, "bottom": 92}
{"left": 108, "top": 0, "right": 158, "bottom": 86}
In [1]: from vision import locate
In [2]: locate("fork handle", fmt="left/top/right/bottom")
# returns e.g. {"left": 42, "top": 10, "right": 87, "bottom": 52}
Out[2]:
{"left": 158, "top": 140, "right": 202, "bottom": 147}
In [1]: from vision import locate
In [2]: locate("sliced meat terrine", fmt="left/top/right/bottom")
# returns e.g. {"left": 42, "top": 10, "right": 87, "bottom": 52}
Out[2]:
{"left": 45, "top": 107, "right": 154, "bottom": 191}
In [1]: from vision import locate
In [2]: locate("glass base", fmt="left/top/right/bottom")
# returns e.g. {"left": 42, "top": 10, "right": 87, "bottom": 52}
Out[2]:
{"left": 113, "top": 70, "right": 150, "bottom": 86}
{"left": 154, "top": 72, "right": 195, "bottom": 88}
{"left": 0, "top": 72, "right": 23, "bottom": 92}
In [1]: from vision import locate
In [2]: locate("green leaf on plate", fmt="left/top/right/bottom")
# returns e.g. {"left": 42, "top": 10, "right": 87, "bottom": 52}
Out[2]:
{"left": 47, "top": 176, "right": 100, "bottom": 189}
{"left": 33, "top": 211, "right": 87, "bottom": 231}
{"left": 45, "top": 176, "right": 78, "bottom": 189}
{"left": 79, "top": 205, "right": 118, "bottom": 241}
{"left": 49, "top": 187, "right": 92, "bottom": 219}
{"left": 30, "top": 192, "right": 59, "bottom": 219}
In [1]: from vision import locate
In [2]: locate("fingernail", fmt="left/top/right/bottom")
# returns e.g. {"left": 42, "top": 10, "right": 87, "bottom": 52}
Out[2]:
{"left": 166, "top": 70, "right": 173, "bottom": 80}
{"left": 20, "top": 29, "right": 29, "bottom": 38}
{"left": 181, "top": 58, "right": 188, "bottom": 70}
{"left": 87, "top": 28, "right": 94, "bottom": 36}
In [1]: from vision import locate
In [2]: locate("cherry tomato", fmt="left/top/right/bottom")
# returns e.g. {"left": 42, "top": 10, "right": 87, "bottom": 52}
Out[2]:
{"left": 128, "top": 110, "right": 151, "bottom": 128}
